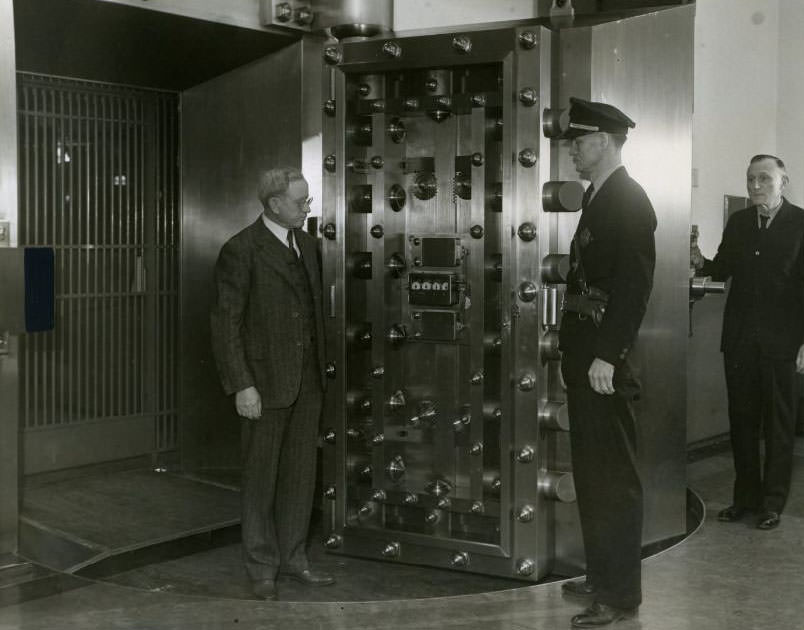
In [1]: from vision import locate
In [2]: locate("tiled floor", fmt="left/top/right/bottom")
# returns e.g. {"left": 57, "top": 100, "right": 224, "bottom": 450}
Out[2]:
{"left": 1, "top": 440, "right": 803, "bottom": 630}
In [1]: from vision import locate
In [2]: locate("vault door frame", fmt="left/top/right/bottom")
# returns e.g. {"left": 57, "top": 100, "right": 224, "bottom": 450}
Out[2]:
{"left": 321, "top": 27, "right": 568, "bottom": 581}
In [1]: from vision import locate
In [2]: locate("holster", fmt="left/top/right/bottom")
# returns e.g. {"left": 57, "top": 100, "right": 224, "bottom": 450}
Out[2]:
{"left": 561, "top": 287, "right": 609, "bottom": 326}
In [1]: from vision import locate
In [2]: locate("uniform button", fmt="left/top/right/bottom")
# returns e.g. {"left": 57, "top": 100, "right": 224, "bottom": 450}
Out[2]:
{"left": 755, "top": 250, "right": 760, "bottom": 256}
{"left": 296, "top": 342, "right": 302, "bottom": 347}
{"left": 291, "top": 312, "right": 299, "bottom": 318}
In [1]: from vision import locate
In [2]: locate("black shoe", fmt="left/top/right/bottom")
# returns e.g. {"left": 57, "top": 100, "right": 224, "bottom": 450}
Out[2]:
{"left": 279, "top": 568, "right": 335, "bottom": 586}
{"left": 252, "top": 579, "right": 277, "bottom": 600}
{"left": 717, "top": 505, "right": 747, "bottom": 522}
{"left": 756, "top": 511, "right": 780, "bottom": 530}
{"left": 562, "top": 578, "right": 597, "bottom": 597}
{"left": 571, "top": 602, "right": 637, "bottom": 628}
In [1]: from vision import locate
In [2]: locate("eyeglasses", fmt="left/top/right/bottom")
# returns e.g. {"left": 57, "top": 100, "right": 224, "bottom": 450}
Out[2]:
{"left": 291, "top": 196, "right": 313, "bottom": 208}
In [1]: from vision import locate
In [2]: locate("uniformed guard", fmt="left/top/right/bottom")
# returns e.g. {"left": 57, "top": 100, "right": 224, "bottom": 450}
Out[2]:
{"left": 557, "top": 97, "right": 657, "bottom": 628}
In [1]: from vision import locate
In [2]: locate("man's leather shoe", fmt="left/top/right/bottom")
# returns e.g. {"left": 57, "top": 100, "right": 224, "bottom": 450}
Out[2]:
{"left": 571, "top": 602, "right": 637, "bottom": 628}
{"left": 252, "top": 579, "right": 277, "bottom": 601}
{"left": 562, "top": 578, "right": 597, "bottom": 597}
{"left": 757, "top": 511, "right": 780, "bottom": 530}
{"left": 717, "top": 505, "right": 747, "bottom": 522}
{"left": 279, "top": 568, "right": 335, "bottom": 586}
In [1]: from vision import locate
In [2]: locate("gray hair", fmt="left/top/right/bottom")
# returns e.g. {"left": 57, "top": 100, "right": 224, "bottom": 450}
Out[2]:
{"left": 750, "top": 154, "right": 786, "bottom": 172}
{"left": 257, "top": 167, "right": 304, "bottom": 209}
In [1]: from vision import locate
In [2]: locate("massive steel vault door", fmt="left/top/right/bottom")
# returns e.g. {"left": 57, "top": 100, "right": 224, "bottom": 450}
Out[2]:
{"left": 321, "top": 7, "right": 692, "bottom": 580}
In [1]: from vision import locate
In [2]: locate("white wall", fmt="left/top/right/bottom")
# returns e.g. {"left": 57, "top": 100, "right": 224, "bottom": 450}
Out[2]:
{"left": 777, "top": 0, "right": 804, "bottom": 207}
{"left": 691, "top": 0, "right": 779, "bottom": 255}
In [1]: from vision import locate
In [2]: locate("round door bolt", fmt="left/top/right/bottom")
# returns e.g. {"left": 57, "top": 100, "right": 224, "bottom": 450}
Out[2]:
{"left": 519, "top": 31, "right": 538, "bottom": 49}
{"left": 517, "top": 222, "right": 537, "bottom": 242}
{"left": 519, "top": 87, "right": 538, "bottom": 107}
{"left": 324, "top": 534, "right": 343, "bottom": 549}
{"left": 382, "top": 41, "right": 402, "bottom": 58}
{"left": 275, "top": 2, "right": 292, "bottom": 22}
{"left": 517, "top": 558, "right": 536, "bottom": 576}
{"left": 323, "top": 47, "right": 342, "bottom": 65}
{"left": 518, "top": 148, "right": 538, "bottom": 167}
{"left": 452, "top": 35, "right": 472, "bottom": 54}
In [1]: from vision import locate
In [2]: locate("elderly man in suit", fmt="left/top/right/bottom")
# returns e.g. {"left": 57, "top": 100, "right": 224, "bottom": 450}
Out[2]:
{"left": 693, "top": 154, "right": 804, "bottom": 531}
{"left": 210, "top": 167, "right": 334, "bottom": 600}
{"left": 557, "top": 98, "right": 657, "bottom": 628}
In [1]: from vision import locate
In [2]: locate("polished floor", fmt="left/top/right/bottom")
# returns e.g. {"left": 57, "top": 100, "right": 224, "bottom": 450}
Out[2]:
{"left": 1, "top": 439, "right": 803, "bottom": 630}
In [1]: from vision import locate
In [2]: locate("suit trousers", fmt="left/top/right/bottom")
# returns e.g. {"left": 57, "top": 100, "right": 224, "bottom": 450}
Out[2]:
{"left": 240, "top": 348, "right": 322, "bottom": 582}
{"left": 561, "top": 345, "right": 643, "bottom": 610}
{"left": 724, "top": 337, "right": 797, "bottom": 513}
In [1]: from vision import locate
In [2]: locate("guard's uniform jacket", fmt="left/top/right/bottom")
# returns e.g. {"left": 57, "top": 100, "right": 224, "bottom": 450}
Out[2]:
{"left": 560, "top": 165, "right": 657, "bottom": 373}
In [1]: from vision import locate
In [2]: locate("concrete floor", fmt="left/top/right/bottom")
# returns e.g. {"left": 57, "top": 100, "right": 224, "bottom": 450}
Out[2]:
{"left": 1, "top": 440, "right": 803, "bottom": 630}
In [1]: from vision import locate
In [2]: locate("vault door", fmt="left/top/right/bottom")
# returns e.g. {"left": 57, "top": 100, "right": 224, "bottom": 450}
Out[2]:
{"left": 180, "top": 42, "right": 308, "bottom": 471}
{"left": 17, "top": 74, "right": 179, "bottom": 473}
{"left": 322, "top": 28, "right": 575, "bottom": 580}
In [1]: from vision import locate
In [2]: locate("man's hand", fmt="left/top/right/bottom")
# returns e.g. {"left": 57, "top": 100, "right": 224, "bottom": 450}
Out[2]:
{"left": 588, "top": 358, "right": 616, "bottom": 395}
{"left": 797, "top": 344, "right": 804, "bottom": 374}
{"left": 690, "top": 243, "right": 705, "bottom": 270}
{"left": 235, "top": 386, "right": 262, "bottom": 419}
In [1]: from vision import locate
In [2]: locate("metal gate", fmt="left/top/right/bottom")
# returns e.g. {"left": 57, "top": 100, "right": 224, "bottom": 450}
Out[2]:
{"left": 17, "top": 73, "right": 179, "bottom": 473}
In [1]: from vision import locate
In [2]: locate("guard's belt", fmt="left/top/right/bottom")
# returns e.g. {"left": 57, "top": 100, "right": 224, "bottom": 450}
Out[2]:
{"left": 561, "top": 287, "right": 609, "bottom": 326}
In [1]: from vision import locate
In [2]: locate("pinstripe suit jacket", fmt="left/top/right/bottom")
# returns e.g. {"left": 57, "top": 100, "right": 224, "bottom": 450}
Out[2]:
{"left": 210, "top": 216, "right": 326, "bottom": 408}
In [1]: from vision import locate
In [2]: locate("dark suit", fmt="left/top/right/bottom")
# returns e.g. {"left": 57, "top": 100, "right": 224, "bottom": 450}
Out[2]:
{"left": 559, "top": 166, "right": 656, "bottom": 610}
{"left": 210, "top": 216, "right": 326, "bottom": 582}
{"left": 701, "top": 199, "right": 804, "bottom": 513}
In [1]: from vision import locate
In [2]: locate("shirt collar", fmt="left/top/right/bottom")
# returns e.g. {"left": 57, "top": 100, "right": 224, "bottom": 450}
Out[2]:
{"left": 589, "top": 163, "right": 623, "bottom": 202}
{"left": 261, "top": 212, "right": 294, "bottom": 248}
{"left": 758, "top": 198, "right": 783, "bottom": 226}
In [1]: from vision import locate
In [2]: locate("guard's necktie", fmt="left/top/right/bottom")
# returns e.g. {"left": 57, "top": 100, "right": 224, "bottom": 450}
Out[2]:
{"left": 581, "top": 184, "right": 595, "bottom": 210}
{"left": 287, "top": 229, "right": 299, "bottom": 261}
{"left": 759, "top": 214, "right": 769, "bottom": 231}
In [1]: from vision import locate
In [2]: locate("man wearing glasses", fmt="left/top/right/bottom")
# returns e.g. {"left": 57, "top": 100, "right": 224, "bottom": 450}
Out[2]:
{"left": 210, "top": 167, "right": 333, "bottom": 600}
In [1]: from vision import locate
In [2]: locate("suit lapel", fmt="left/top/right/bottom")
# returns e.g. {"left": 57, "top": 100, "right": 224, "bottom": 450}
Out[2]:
{"left": 297, "top": 231, "right": 320, "bottom": 293}
{"left": 766, "top": 199, "right": 795, "bottom": 232}
{"left": 251, "top": 218, "right": 300, "bottom": 296}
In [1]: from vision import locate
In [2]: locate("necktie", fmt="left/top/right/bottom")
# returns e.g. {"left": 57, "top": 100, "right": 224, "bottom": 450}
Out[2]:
{"left": 759, "top": 214, "right": 769, "bottom": 230}
{"left": 287, "top": 229, "right": 299, "bottom": 261}
{"left": 581, "top": 184, "right": 595, "bottom": 210}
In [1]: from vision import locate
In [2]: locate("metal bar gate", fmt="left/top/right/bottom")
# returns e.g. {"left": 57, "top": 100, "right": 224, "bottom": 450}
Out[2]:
{"left": 16, "top": 73, "right": 179, "bottom": 473}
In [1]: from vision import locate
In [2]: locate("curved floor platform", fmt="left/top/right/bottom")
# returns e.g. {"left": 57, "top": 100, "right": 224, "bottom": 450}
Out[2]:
{"left": 1, "top": 440, "right": 803, "bottom": 629}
